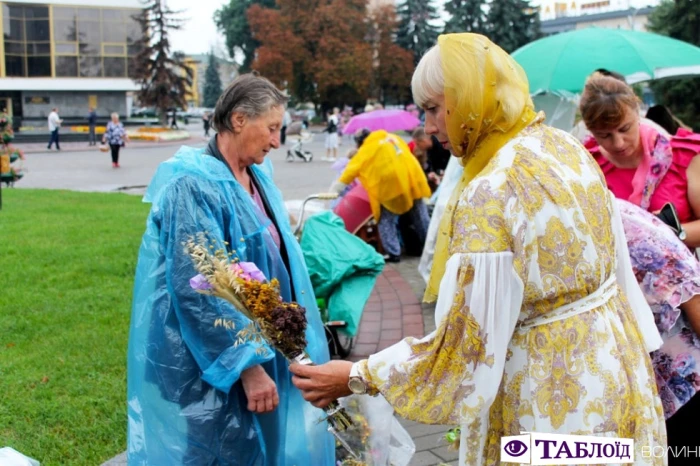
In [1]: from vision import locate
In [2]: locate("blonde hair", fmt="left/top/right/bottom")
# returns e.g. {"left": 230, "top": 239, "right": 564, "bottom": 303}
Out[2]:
{"left": 411, "top": 45, "right": 444, "bottom": 108}
{"left": 579, "top": 72, "right": 639, "bottom": 131}
{"left": 111, "top": 112, "right": 120, "bottom": 121}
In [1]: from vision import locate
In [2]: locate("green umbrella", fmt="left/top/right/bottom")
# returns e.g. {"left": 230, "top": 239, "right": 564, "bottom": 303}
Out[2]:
{"left": 512, "top": 27, "right": 700, "bottom": 93}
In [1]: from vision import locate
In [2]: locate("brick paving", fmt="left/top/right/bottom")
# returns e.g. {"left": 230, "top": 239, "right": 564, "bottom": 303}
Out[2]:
{"left": 349, "top": 264, "right": 426, "bottom": 360}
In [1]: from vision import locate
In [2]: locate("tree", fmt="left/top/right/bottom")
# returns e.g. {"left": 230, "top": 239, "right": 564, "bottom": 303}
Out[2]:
{"left": 396, "top": 0, "right": 440, "bottom": 65}
{"left": 648, "top": 0, "right": 700, "bottom": 130}
{"left": 370, "top": 4, "right": 414, "bottom": 105}
{"left": 486, "top": 0, "right": 541, "bottom": 53}
{"left": 132, "top": 0, "right": 193, "bottom": 126}
{"left": 203, "top": 52, "right": 223, "bottom": 108}
{"left": 248, "top": 0, "right": 373, "bottom": 112}
{"left": 443, "top": 0, "right": 487, "bottom": 34}
{"left": 214, "top": 0, "right": 276, "bottom": 73}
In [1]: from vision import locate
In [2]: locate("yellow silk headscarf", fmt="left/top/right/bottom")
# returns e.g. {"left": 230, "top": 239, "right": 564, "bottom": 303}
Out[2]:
{"left": 423, "top": 33, "right": 538, "bottom": 303}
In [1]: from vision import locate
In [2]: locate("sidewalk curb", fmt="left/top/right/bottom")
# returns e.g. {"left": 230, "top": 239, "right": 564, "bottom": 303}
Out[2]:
{"left": 21, "top": 137, "right": 206, "bottom": 155}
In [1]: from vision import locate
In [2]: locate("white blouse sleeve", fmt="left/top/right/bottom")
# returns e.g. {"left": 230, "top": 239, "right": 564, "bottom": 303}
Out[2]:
{"left": 356, "top": 251, "right": 524, "bottom": 426}
{"left": 611, "top": 198, "right": 663, "bottom": 352}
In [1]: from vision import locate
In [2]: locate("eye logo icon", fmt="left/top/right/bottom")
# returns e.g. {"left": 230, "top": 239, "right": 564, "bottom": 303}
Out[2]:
{"left": 504, "top": 440, "right": 528, "bottom": 457}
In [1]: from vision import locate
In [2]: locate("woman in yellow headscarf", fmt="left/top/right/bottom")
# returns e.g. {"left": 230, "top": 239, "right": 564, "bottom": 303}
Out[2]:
{"left": 290, "top": 34, "right": 666, "bottom": 465}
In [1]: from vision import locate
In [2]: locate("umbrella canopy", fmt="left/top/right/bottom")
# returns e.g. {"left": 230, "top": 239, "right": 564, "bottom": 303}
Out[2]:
{"left": 512, "top": 27, "right": 700, "bottom": 93}
{"left": 343, "top": 109, "right": 420, "bottom": 135}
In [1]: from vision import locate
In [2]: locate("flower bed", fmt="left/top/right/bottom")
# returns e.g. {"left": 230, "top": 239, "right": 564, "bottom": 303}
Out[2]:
{"left": 69, "top": 125, "right": 106, "bottom": 134}
{"left": 126, "top": 128, "right": 190, "bottom": 142}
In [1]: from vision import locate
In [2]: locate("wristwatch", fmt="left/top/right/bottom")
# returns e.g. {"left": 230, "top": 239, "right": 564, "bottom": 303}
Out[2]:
{"left": 347, "top": 363, "right": 368, "bottom": 395}
{"left": 679, "top": 226, "right": 688, "bottom": 241}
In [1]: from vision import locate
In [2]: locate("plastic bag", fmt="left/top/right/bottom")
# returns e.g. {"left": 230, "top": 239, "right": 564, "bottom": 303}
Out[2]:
{"left": 336, "top": 395, "right": 415, "bottom": 466}
{"left": 0, "top": 448, "right": 40, "bottom": 466}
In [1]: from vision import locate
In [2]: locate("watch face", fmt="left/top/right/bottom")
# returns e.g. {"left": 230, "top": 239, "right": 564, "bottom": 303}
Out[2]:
{"left": 348, "top": 378, "right": 366, "bottom": 394}
{"left": 680, "top": 230, "right": 687, "bottom": 241}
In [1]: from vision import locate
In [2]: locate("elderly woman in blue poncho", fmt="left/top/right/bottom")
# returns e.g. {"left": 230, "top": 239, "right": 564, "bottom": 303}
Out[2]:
{"left": 127, "top": 73, "right": 334, "bottom": 466}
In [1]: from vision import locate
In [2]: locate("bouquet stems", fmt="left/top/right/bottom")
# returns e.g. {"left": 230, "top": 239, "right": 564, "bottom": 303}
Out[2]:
{"left": 291, "top": 353, "right": 359, "bottom": 460}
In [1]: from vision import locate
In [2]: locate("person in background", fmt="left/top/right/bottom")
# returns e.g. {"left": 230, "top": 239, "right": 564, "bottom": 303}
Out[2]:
{"left": 580, "top": 72, "right": 700, "bottom": 248}
{"left": 102, "top": 113, "right": 129, "bottom": 168}
{"left": 646, "top": 104, "right": 692, "bottom": 137}
{"left": 170, "top": 108, "right": 179, "bottom": 129}
{"left": 87, "top": 107, "right": 97, "bottom": 146}
{"left": 618, "top": 199, "right": 700, "bottom": 466}
{"left": 47, "top": 107, "right": 62, "bottom": 151}
{"left": 202, "top": 111, "right": 211, "bottom": 137}
{"left": 408, "top": 126, "right": 452, "bottom": 191}
{"left": 323, "top": 107, "right": 340, "bottom": 161}
{"left": 331, "top": 128, "right": 431, "bottom": 263}
{"left": 281, "top": 108, "right": 292, "bottom": 145}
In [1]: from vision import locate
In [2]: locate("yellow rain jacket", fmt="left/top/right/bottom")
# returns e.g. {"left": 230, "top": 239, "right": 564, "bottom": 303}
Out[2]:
{"left": 339, "top": 130, "right": 431, "bottom": 220}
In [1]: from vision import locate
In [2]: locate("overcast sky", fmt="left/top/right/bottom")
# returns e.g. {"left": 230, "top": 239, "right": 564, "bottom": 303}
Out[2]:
{"left": 166, "top": 0, "right": 660, "bottom": 57}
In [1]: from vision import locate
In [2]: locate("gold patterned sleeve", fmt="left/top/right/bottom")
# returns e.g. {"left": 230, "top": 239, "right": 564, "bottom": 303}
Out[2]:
{"left": 362, "top": 252, "right": 525, "bottom": 425}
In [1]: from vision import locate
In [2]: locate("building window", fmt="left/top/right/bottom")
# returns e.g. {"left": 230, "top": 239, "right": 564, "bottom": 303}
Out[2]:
{"left": 27, "top": 56, "right": 50, "bottom": 76}
{"left": 79, "top": 56, "right": 101, "bottom": 77}
{"left": 50, "top": 5, "right": 142, "bottom": 78}
{"left": 3, "top": 3, "right": 50, "bottom": 77}
{"left": 104, "top": 57, "right": 125, "bottom": 77}
{"left": 4, "top": 54, "right": 24, "bottom": 76}
{"left": 55, "top": 56, "right": 78, "bottom": 77}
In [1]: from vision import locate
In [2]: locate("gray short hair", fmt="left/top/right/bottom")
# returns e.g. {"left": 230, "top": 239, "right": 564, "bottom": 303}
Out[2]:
{"left": 213, "top": 73, "right": 288, "bottom": 133}
{"left": 412, "top": 126, "right": 427, "bottom": 140}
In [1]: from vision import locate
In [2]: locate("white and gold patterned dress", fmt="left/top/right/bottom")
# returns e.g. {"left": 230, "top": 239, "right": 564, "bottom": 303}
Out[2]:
{"left": 355, "top": 123, "right": 667, "bottom": 465}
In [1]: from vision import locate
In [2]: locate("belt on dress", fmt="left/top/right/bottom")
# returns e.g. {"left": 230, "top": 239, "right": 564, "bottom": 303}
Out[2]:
{"left": 517, "top": 274, "right": 618, "bottom": 330}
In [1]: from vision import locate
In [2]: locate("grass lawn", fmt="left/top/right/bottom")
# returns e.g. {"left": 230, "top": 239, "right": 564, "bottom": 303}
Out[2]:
{"left": 0, "top": 189, "right": 150, "bottom": 465}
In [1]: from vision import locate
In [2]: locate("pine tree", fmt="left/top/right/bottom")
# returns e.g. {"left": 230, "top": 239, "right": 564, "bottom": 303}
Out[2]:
{"left": 132, "top": 0, "right": 193, "bottom": 126}
{"left": 443, "top": 0, "right": 487, "bottom": 34}
{"left": 202, "top": 52, "right": 223, "bottom": 108}
{"left": 648, "top": 0, "right": 700, "bottom": 130}
{"left": 486, "top": 0, "right": 541, "bottom": 53}
{"left": 396, "top": 0, "right": 440, "bottom": 65}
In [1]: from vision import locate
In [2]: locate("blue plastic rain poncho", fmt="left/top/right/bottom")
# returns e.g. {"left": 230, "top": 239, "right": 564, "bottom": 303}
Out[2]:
{"left": 127, "top": 144, "right": 334, "bottom": 466}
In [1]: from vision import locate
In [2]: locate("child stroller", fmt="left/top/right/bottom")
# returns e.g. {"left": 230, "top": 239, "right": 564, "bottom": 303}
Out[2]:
{"left": 285, "top": 121, "right": 313, "bottom": 163}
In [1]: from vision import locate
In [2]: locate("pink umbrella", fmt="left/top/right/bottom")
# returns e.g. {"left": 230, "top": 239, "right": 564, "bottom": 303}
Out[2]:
{"left": 343, "top": 109, "right": 421, "bottom": 135}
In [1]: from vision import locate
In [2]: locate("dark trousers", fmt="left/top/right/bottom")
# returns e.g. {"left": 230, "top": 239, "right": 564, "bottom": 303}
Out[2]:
{"left": 378, "top": 200, "right": 430, "bottom": 256}
{"left": 110, "top": 144, "right": 121, "bottom": 164}
{"left": 88, "top": 125, "right": 96, "bottom": 145}
{"left": 281, "top": 126, "right": 287, "bottom": 145}
{"left": 48, "top": 129, "right": 60, "bottom": 149}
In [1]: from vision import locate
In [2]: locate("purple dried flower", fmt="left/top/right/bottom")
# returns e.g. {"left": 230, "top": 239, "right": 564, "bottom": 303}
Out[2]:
{"left": 190, "top": 274, "right": 212, "bottom": 291}
{"left": 239, "top": 262, "right": 267, "bottom": 282}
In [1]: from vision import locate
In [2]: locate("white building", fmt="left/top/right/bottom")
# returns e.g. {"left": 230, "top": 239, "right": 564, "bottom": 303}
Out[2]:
{"left": 537, "top": 0, "right": 660, "bottom": 20}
